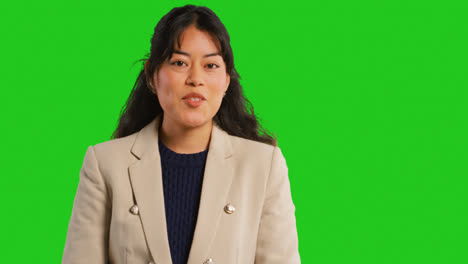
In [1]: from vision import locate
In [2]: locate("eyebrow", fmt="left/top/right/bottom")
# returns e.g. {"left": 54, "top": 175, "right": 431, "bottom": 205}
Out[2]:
{"left": 173, "top": 50, "right": 221, "bottom": 58}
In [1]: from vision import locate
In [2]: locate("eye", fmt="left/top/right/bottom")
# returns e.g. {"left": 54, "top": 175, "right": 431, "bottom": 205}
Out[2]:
{"left": 171, "top": 60, "right": 186, "bottom": 67}
{"left": 206, "top": 63, "right": 219, "bottom": 69}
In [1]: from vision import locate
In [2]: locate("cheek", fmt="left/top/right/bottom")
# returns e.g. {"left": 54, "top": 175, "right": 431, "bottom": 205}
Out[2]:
{"left": 156, "top": 70, "right": 183, "bottom": 105}
{"left": 208, "top": 75, "right": 228, "bottom": 92}
{"left": 208, "top": 80, "right": 227, "bottom": 108}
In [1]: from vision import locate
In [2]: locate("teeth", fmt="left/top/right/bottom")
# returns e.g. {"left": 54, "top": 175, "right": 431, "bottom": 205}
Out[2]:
{"left": 188, "top": 98, "right": 201, "bottom": 101}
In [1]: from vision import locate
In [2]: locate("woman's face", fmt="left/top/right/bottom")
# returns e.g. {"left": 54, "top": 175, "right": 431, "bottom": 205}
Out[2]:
{"left": 151, "top": 24, "right": 230, "bottom": 131}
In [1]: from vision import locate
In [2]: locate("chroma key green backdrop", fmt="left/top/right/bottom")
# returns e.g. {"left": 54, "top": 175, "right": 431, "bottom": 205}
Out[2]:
{"left": 1, "top": 0, "right": 467, "bottom": 263}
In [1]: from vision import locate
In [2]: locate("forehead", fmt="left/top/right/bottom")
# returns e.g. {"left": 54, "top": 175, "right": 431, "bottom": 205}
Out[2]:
{"left": 174, "top": 25, "right": 221, "bottom": 53}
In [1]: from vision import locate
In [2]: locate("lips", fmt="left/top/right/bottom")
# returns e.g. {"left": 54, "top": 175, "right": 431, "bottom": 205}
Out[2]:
{"left": 182, "top": 92, "right": 206, "bottom": 107}
{"left": 182, "top": 92, "right": 206, "bottom": 100}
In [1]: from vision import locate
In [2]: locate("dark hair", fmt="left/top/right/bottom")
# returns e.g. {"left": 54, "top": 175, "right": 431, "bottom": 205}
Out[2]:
{"left": 111, "top": 4, "right": 276, "bottom": 146}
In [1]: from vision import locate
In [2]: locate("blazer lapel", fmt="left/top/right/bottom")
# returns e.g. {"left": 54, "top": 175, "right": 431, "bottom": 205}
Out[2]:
{"left": 128, "top": 114, "right": 235, "bottom": 264}
{"left": 187, "top": 120, "right": 234, "bottom": 264}
{"left": 129, "top": 114, "right": 172, "bottom": 264}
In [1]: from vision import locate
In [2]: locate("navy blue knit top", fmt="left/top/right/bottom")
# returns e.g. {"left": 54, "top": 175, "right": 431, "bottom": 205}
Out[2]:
{"left": 158, "top": 138, "right": 208, "bottom": 264}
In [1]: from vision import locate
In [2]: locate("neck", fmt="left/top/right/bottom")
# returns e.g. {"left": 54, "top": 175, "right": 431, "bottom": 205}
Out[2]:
{"left": 158, "top": 117, "right": 212, "bottom": 154}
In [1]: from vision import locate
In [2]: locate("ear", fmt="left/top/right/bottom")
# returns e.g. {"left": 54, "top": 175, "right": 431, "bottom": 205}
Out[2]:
{"left": 151, "top": 77, "right": 158, "bottom": 94}
{"left": 145, "top": 61, "right": 158, "bottom": 92}
{"left": 144, "top": 60, "right": 150, "bottom": 75}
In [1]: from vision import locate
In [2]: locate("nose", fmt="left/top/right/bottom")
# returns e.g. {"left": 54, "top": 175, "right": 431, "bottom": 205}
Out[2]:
{"left": 186, "top": 64, "right": 204, "bottom": 86}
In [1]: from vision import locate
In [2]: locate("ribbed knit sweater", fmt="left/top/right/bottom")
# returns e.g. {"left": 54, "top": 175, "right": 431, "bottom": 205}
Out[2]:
{"left": 158, "top": 138, "right": 208, "bottom": 264}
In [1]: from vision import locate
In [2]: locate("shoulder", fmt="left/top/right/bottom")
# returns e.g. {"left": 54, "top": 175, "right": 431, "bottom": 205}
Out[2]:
{"left": 92, "top": 133, "right": 136, "bottom": 154}
{"left": 229, "top": 134, "right": 274, "bottom": 154}
{"left": 226, "top": 133, "right": 285, "bottom": 167}
{"left": 86, "top": 132, "right": 139, "bottom": 168}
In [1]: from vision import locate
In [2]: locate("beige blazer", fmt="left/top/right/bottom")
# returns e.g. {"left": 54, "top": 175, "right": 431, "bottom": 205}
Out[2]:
{"left": 62, "top": 114, "right": 300, "bottom": 264}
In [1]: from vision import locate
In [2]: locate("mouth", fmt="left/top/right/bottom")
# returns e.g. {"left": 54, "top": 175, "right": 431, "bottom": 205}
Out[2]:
{"left": 184, "top": 97, "right": 203, "bottom": 102}
{"left": 182, "top": 92, "right": 206, "bottom": 107}
{"left": 182, "top": 92, "right": 206, "bottom": 100}
{"left": 182, "top": 92, "right": 206, "bottom": 108}
{"left": 183, "top": 97, "right": 205, "bottom": 107}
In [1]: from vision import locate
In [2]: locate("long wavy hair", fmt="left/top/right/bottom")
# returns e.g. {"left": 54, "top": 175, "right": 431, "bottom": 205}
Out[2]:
{"left": 111, "top": 4, "right": 276, "bottom": 146}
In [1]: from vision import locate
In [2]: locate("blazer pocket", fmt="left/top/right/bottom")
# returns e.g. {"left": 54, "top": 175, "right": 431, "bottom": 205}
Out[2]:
{"left": 124, "top": 211, "right": 152, "bottom": 263}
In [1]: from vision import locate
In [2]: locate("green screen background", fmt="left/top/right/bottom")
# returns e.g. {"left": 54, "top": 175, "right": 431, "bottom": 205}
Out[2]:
{"left": 1, "top": 0, "right": 466, "bottom": 263}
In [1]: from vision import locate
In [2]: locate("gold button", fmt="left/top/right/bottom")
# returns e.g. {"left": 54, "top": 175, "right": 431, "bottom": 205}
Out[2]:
{"left": 224, "top": 203, "right": 235, "bottom": 214}
{"left": 129, "top": 204, "right": 139, "bottom": 215}
{"left": 204, "top": 258, "right": 215, "bottom": 264}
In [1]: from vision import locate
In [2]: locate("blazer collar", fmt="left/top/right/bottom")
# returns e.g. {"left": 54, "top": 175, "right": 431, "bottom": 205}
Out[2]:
{"left": 128, "top": 114, "right": 235, "bottom": 264}
{"left": 131, "top": 114, "right": 233, "bottom": 160}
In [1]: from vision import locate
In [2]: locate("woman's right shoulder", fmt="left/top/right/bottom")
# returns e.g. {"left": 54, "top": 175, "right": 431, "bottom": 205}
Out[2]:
{"left": 83, "top": 131, "right": 140, "bottom": 169}
{"left": 94, "top": 133, "right": 137, "bottom": 154}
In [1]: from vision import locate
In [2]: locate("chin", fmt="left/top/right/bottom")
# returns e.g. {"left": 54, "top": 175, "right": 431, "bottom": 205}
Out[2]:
{"left": 181, "top": 114, "right": 210, "bottom": 128}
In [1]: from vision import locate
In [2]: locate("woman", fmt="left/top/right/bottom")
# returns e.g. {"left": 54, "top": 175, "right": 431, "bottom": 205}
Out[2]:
{"left": 63, "top": 4, "right": 300, "bottom": 264}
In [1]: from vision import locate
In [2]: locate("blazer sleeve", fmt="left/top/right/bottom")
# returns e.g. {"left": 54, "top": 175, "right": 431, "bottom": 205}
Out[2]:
{"left": 255, "top": 146, "right": 301, "bottom": 263}
{"left": 62, "top": 145, "right": 111, "bottom": 264}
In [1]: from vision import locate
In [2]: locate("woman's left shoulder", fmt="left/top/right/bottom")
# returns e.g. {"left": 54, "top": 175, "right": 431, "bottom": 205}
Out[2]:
{"left": 227, "top": 134, "right": 283, "bottom": 162}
